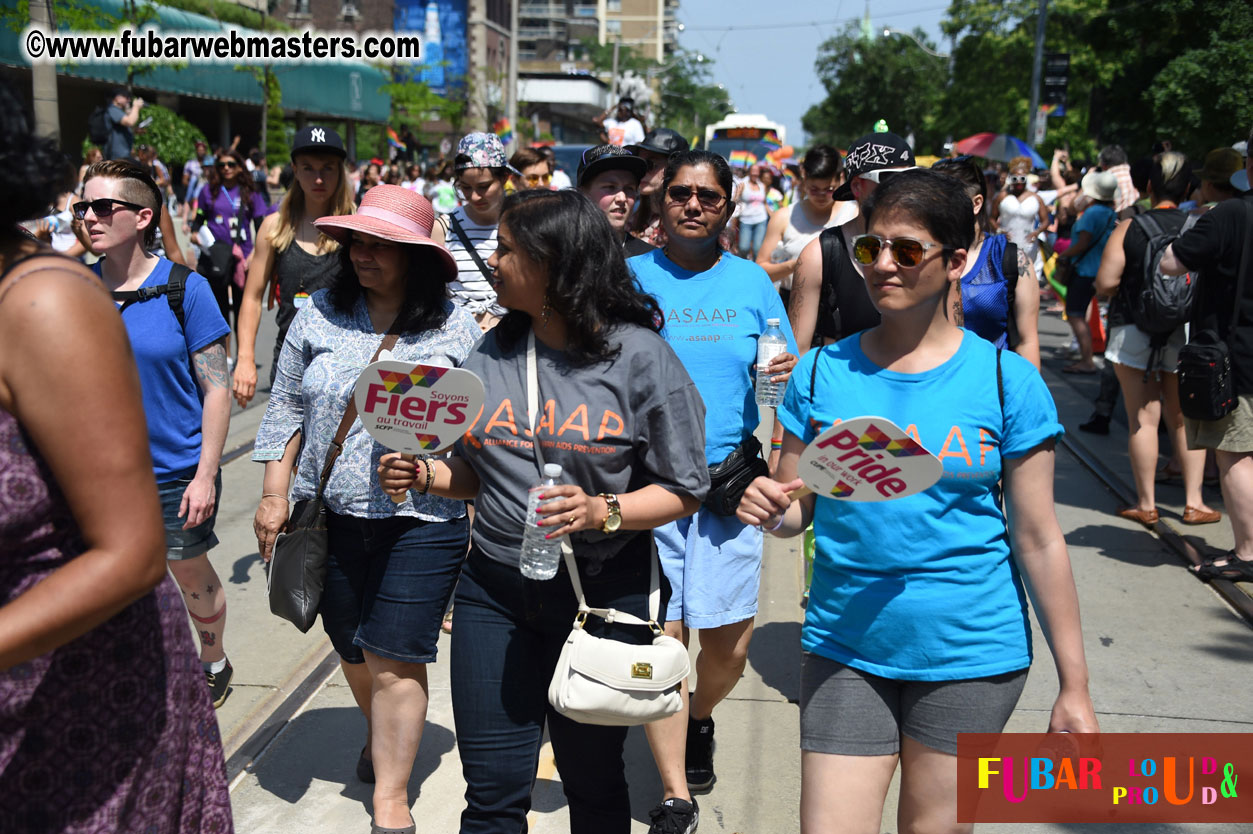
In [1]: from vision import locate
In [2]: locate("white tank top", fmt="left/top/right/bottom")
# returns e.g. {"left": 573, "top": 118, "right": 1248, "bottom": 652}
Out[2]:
{"left": 775, "top": 201, "right": 857, "bottom": 262}
{"left": 998, "top": 192, "right": 1042, "bottom": 257}
{"left": 739, "top": 180, "right": 769, "bottom": 225}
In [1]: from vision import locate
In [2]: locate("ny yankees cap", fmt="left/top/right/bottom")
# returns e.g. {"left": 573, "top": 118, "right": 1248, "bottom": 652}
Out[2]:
{"left": 291, "top": 125, "right": 347, "bottom": 162}
{"left": 833, "top": 131, "right": 916, "bottom": 201}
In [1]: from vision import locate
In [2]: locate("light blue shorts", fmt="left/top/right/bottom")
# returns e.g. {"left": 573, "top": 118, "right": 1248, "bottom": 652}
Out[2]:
{"left": 655, "top": 508, "right": 763, "bottom": 629}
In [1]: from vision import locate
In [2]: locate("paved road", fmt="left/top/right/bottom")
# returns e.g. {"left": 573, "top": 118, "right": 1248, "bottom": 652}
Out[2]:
{"left": 206, "top": 305, "right": 1251, "bottom": 833}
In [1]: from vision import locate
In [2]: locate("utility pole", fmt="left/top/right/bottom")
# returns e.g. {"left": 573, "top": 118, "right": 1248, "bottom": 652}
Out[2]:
{"left": 1026, "top": 0, "right": 1048, "bottom": 147}
{"left": 610, "top": 36, "right": 620, "bottom": 100}
{"left": 506, "top": 0, "right": 518, "bottom": 153}
{"left": 29, "top": 0, "right": 60, "bottom": 142}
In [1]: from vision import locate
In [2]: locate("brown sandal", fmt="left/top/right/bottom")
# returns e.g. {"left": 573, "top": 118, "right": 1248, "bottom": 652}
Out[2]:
{"left": 1182, "top": 506, "right": 1222, "bottom": 525}
{"left": 1117, "top": 506, "right": 1159, "bottom": 526}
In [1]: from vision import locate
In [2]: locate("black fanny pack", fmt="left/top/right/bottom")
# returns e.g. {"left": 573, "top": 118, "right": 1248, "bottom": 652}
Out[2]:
{"left": 704, "top": 435, "right": 769, "bottom": 516}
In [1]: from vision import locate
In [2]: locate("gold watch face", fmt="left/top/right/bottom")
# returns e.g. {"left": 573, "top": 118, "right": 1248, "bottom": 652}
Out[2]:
{"left": 604, "top": 511, "right": 622, "bottom": 533}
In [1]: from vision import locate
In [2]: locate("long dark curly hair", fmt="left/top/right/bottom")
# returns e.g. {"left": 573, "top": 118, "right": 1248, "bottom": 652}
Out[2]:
{"left": 0, "top": 81, "right": 67, "bottom": 230}
{"left": 328, "top": 242, "right": 451, "bottom": 335}
{"left": 495, "top": 189, "right": 661, "bottom": 365}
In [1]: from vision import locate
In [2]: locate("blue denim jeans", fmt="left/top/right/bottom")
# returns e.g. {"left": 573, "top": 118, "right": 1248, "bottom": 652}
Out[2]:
{"left": 321, "top": 512, "right": 469, "bottom": 664}
{"left": 450, "top": 539, "right": 669, "bottom": 834}
{"left": 738, "top": 218, "right": 768, "bottom": 259}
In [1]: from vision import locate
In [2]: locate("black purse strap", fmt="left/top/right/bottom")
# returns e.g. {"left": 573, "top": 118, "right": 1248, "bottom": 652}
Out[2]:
{"left": 1225, "top": 201, "right": 1253, "bottom": 334}
{"left": 448, "top": 212, "right": 494, "bottom": 282}
{"left": 315, "top": 325, "right": 402, "bottom": 496}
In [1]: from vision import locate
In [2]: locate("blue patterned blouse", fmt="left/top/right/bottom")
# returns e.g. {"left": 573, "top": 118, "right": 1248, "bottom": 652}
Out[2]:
{"left": 253, "top": 289, "right": 480, "bottom": 520}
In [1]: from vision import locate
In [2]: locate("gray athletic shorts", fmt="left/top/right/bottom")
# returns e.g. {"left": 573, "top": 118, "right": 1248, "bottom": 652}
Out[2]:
{"left": 800, "top": 652, "right": 1028, "bottom": 756}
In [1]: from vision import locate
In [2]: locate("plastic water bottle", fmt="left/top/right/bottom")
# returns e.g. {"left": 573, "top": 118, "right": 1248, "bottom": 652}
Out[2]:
{"left": 520, "top": 463, "right": 565, "bottom": 580}
{"left": 755, "top": 318, "right": 789, "bottom": 408}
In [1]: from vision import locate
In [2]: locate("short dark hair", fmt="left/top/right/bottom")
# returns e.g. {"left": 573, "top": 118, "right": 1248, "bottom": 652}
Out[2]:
{"left": 83, "top": 159, "right": 164, "bottom": 247}
{"left": 1129, "top": 157, "right": 1153, "bottom": 192}
{"left": 494, "top": 189, "right": 661, "bottom": 366}
{"left": 509, "top": 147, "right": 549, "bottom": 173}
{"left": 1099, "top": 145, "right": 1128, "bottom": 169}
{"left": 930, "top": 156, "right": 990, "bottom": 234}
{"left": 863, "top": 169, "right": 975, "bottom": 263}
{"left": 802, "top": 144, "right": 843, "bottom": 180}
{"left": 329, "top": 243, "right": 451, "bottom": 335}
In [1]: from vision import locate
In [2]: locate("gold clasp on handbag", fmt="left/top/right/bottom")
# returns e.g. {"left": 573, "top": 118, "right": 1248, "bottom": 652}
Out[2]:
{"left": 631, "top": 662, "right": 654, "bottom": 679}
{"left": 574, "top": 611, "right": 588, "bottom": 629}
{"left": 647, "top": 619, "right": 664, "bottom": 636}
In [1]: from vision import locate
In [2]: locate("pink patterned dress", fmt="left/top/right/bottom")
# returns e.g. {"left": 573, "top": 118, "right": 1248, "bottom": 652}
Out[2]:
{"left": 0, "top": 369, "right": 234, "bottom": 830}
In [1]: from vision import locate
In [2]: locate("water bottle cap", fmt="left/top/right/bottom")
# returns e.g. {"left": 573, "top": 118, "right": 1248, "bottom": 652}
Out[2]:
{"left": 766, "top": 317, "right": 780, "bottom": 326}
{"left": 542, "top": 463, "right": 563, "bottom": 478}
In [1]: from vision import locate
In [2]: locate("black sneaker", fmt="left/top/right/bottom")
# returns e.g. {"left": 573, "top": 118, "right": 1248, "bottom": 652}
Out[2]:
{"left": 1078, "top": 414, "right": 1110, "bottom": 435}
{"left": 647, "top": 797, "right": 698, "bottom": 834}
{"left": 206, "top": 658, "right": 233, "bottom": 709}
{"left": 685, "top": 715, "right": 716, "bottom": 792}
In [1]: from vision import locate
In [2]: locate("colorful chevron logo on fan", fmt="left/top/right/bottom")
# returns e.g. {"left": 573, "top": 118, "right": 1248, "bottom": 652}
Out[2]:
{"left": 858, "top": 425, "right": 928, "bottom": 458}
{"left": 829, "top": 480, "right": 856, "bottom": 498}
{"left": 377, "top": 365, "right": 450, "bottom": 393}
{"left": 414, "top": 433, "right": 442, "bottom": 450}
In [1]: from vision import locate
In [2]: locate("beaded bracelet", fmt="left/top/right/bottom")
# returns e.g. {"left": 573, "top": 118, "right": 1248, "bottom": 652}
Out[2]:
{"left": 414, "top": 458, "right": 435, "bottom": 494}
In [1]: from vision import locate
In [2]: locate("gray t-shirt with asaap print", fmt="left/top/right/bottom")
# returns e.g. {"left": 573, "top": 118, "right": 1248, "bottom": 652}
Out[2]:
{"left": 456, "top": 322, "right": 710, "bottom": 568}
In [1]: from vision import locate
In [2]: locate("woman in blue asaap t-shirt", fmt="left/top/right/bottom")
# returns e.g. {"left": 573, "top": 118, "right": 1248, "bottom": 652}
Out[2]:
{"left": 738, "top": 169, "right": 1098, "bottom": 834}
{"left": 628, "top": 149, "right": 798, "bottom": 825}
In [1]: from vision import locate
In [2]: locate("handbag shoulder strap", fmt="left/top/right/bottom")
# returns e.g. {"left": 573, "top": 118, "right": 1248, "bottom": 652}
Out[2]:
{"left": 448, "top": 211, "right": 494, "bottom": 282}
{"left": 316, "top": 325, "right": 402, "bottom": 494}
{"left": 526, "top": 330, "right": 663, "bottom": 632}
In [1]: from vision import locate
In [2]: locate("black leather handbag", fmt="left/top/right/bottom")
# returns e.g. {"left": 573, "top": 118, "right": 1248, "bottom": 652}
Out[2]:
{"left": 1177, "top": 203, "right": 1251, "bottom": 422}
{"left": 704, "top": 435, "right": 769, "bottom": 517}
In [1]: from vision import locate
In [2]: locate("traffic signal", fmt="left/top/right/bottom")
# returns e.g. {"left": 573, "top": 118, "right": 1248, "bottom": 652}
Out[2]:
{"left": 1044, "top": 52, "right": 1069, "bottom": 107}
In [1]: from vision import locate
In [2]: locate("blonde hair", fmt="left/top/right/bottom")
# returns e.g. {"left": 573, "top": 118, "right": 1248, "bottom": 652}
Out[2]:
{"left": 1008, "top": 156, "right": 1032, "bottom": 173}
{"left": 268, "top": 155, "right": 355, "bottom": 254}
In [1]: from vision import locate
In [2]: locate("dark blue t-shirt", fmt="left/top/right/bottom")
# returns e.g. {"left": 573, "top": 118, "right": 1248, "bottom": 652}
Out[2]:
{"left": 94, "top": 258, "right": 230, "bottom": 481}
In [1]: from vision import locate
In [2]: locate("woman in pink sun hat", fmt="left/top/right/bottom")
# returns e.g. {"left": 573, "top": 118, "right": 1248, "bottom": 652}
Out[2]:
{"left": 252, "top": 184, "right": 479, "bottom": 834}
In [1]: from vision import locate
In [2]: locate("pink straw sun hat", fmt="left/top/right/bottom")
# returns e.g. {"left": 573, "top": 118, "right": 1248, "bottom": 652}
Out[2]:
{"left": 314, "top": 184, "right": 456, "bottom": 282}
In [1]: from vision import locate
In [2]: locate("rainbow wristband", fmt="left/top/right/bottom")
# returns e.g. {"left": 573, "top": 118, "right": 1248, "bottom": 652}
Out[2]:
{"left": 770, "top": 439, "right": 783, "bottom": 450}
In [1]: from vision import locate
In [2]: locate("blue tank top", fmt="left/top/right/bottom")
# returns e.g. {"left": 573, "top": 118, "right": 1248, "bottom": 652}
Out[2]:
{"left": 961, "top": 233, "right": 1011, "bottom": 349}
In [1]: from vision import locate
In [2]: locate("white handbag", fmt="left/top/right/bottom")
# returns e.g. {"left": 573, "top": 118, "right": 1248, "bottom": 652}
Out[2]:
{"left": 547, "top": 546, "right": 690, "bottom": 726}
{"left": 524, "top": 330, "right": 690, "bottom": 726}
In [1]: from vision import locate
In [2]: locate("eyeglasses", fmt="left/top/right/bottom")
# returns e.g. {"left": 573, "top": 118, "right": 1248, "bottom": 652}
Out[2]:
{"left": 857, "top": 168, "right": 910, "bottom": 185}
{"left": 1008, "top": 175, "right": 1028, "bottom": 184}
{"left": 521, "top": 173, "right": 552, "bottom": 185}
{"left": 216, "top": 160, "right": 240, "bottom": 170}
{"left": 851, "top": 234, "right": 948, "bottom": 268}
{"left": 665, "top": 185, "right": 727, "bottom": 210}
{"left": 72, "top": 198, "right": 147, "bottom": 219}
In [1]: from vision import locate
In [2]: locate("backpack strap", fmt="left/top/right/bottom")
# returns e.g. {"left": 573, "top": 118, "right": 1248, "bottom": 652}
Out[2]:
{"left": 1000, "top": 240, "right": 1019, "bottom": 349}
{"left": 448, "top": 211, "right": 494, "bottom": 282}
{"left": 111, "top": 262, "right": 191, "bottom": 331}
{"left": 817, "top": 227, "right": 842, "bottom": 339}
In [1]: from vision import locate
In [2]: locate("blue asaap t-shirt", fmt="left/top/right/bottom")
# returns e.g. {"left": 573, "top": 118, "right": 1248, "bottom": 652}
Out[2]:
{"left": 777, "top": 330, "right": 1062, "bottom": 681}
{"left": 629, "top": 250, "right": 797, "bottom": 462}
{"left": 94, "top": 258, "right": 231, "bottom": 481}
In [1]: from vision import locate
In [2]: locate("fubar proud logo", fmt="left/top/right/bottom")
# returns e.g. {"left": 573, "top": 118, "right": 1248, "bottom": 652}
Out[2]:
{"left": 957, "top": 733, "right": 1252, "bottom": 823}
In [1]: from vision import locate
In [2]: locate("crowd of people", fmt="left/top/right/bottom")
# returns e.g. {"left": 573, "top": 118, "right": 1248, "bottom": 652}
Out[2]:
{"left": 4, "top": 69, "right": 1253, "bottom": 834}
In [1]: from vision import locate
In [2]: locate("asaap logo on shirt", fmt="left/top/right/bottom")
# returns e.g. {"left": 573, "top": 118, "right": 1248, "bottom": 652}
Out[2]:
{"left": 661, "top": 306, "right": 741, "bottom": 343}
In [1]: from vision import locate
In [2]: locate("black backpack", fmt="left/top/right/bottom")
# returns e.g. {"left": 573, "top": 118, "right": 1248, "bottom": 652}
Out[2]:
{"left": 111, "top": 263, "right": 190, "bottom": 330}
{"left": 87, "top": 105, "right": 111, "bottom": 146}
{"left": 1125, "top": 211, "right": 1200, "bottom": 337}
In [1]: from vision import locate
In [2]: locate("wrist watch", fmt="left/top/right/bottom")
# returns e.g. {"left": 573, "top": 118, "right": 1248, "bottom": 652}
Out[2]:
{"left": 598, "top": 493, "right": 622, "bottom": 534}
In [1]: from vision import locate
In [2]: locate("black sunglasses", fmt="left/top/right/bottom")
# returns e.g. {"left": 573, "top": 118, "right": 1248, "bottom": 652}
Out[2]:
{"left": 216, "top": 160, "right": 240, "bottom": 169}
{"left": 72, "top": 198, "right": 147, "bottom": 219}
{"left": 665, "top": 185, "right": 727, "bottom": 210}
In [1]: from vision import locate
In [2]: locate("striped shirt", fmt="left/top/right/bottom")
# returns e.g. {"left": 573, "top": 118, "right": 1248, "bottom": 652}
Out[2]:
{"left": 441, "top": 206, "right": 503, "bottom": 316}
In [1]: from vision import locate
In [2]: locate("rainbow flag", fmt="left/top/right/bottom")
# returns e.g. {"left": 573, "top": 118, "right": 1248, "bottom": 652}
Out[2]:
{"left": 493, "top": 117, "right": 513, "bottom": 145}
{"left": 729, "top": 150, "right": 757, "bottom": 167}
{"left": 759, "top": 131, "right": 782, "bottom": 153}
{"left": 387, "top": 127, "right": 406, "bottom": 152}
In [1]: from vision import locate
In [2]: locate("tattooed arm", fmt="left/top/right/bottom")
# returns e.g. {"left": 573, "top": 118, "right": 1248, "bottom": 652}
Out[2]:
{"left": 1014, "top": 246, "right": 1042, "bottom": 370}
{"left": 183, "top": 337, "right": 232, "bottom": 529}
{"left": 788, "top": 236, "right": 824, "bottom": 354}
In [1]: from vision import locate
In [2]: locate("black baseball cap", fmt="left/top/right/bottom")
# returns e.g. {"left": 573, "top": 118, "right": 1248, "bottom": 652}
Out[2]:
{"left": 290, "top": 125, "right": 347, "bottom": 162}
{"left": 627, "top": 128, "right": 690, "bottom": 157}
{"left": 577, "top": 144, "right": 648, "bottom": 188}
{"left": 832, "top": 131, "right": 916, "bottom": 201}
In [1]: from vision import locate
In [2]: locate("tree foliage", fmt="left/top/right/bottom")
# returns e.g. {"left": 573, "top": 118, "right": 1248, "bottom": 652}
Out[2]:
{"left": 803, "top": 0, "right": 1253, "bottom": 160}
{"left": 652, "top": 49, "right": 733, "bottom": 143}
{"left": 802, "top": 23, "right": 947, "bottom": 151}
